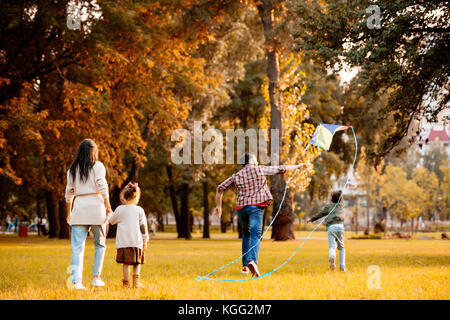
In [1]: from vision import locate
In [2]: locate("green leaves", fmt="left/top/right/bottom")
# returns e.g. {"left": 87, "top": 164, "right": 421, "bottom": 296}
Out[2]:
{"left": 289, "top": 0, "right": 449, "bottom": 163}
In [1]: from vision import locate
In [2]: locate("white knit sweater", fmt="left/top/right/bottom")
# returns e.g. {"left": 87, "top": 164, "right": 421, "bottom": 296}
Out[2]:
{"left": 108, "top": 205, "right": 149, "bottom": 249}
{"left": 65, "top": 161, "right": 109, "bottom": 225}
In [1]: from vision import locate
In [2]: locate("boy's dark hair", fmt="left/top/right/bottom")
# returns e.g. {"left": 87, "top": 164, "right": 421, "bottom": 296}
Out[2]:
{"left": 331, "top": 190, "right": 342, "bottom": 203}
{"left": 240, "top": 152, "right": 256, "bottom": 166}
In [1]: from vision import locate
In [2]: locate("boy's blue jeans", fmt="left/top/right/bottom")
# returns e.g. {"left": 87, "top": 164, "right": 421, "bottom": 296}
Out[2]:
{"left": 327, "top": 223, "right": 346, "bottom": 269}
{"left": 237, "top": 205, "right": 263, "bottom": 267}
{"left": 71, "top": 225, "right": 106, "bottom": 283}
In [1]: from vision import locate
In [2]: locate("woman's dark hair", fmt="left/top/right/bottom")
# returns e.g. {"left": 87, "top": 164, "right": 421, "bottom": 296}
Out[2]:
{"left": 69, "top": 139, "right": 98, "bottom": 182}
{"left": 331, "top": 190, "right": 343, "bottom": 203}
{"left": 120, "top": 182, "right": 140, "bottom": 204}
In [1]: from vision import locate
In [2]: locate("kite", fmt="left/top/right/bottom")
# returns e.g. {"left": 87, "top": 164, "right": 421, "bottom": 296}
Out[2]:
{"left": 307, "top": 124, "right": 350, "bottom": 151}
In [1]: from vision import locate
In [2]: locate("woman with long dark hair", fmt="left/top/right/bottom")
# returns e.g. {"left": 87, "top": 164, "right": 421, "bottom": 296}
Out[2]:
{"left": 65, "top": 139, "right": 112, "bottom": 290}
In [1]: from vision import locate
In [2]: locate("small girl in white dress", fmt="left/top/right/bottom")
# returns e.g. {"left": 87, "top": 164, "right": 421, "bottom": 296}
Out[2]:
{"left": 108, "top": 182, "right": 149, "bottom": 288}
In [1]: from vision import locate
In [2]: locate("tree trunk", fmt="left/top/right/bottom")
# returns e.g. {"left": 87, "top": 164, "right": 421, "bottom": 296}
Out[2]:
{"left": 128, "top": 115, "right": 153, "bottom": 183}
{"left": 179, "top": 182, "right": 192, "bottom": 239}
{"left": 46, "top": 191, "right": 59, "bottom": 238}
{"left": 189, "top": 209, "right": 194, "bottom": 233}
{"left": 202, "top": 180, "right": 210, "bottom": 238}
{"left": 257, "top": 0, "right": 295, "bottom": 241}
{"left": 58, "top": 200, "right": 70, "bottom": 239}
{"left": 366, "top": 206, "right": 370, "bottom": 231}
{"left": 157, "top": 214, "right": 164, "bottom": 232}
{"left": 36, "top": 199, "right": 41, "bottom": 236}
{"left": 166, "top": 165, "right": 182, "bottom": 237}
{"left": 221, "top": 220, "right": 227, "bottom": 233}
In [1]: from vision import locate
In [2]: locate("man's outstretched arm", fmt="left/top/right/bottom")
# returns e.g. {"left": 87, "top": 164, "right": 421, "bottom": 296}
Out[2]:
{"left": 262, "top": 163, "right": 307, "bottom": 175}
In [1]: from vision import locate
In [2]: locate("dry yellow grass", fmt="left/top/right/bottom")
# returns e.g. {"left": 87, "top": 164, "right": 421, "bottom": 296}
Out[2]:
{"left": 0, "top": 232, "right": 449, "bottom": 300}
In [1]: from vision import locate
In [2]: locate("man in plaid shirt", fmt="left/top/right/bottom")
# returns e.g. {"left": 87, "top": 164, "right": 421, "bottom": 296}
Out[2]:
{"left": 215, "top": 152, "right": 304, "bottom": 277}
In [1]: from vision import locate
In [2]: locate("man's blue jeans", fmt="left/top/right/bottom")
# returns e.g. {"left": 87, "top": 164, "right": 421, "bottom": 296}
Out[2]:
{"left": 71, "top": 225, "right": 106, "bottom": 284}
{"left": 238, "top": 205, "right": 263, "bottom": 267}
{"left": 327, "top": 223, "right": 345, "bottom": 269}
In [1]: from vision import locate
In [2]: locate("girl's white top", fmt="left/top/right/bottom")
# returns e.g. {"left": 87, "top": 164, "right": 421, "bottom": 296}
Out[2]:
{"left": 65, "top": 161, "right": 109, "bottom": 225}
{"left": 108, "top": 205, "right": 149, "bottom": 249}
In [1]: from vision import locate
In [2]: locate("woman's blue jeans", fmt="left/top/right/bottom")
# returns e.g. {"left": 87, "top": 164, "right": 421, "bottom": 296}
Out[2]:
{"left": 327, "top": 223, "right": 346, "bottom": 268}
{"left": 71, "top": 225, "right": 106, "bottom": 283}
{"left": 237, "top": 205, "right": 263, "bottom": 267}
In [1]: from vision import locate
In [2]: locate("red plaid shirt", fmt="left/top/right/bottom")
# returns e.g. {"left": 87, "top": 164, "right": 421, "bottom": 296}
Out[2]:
{"left": 217, "top": 164, "right": 287, "bottom": 209}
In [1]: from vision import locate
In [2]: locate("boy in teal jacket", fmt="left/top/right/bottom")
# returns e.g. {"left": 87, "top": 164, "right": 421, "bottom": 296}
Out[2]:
{"left": 306, "top": 190, "right": 347, "bottom": 272}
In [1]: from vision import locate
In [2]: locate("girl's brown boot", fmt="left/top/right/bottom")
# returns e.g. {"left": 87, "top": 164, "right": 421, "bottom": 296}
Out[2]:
{"left": 132, "top": 274, "right": 144, "bottom": 288}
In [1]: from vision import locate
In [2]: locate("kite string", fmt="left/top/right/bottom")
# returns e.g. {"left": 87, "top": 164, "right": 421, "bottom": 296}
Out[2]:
{"left": 196, "top": 126, "right": 357, "bottom": 282}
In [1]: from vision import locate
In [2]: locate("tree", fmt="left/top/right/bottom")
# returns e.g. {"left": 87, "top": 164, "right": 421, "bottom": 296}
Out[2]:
{"left": 380, "top": 141, "right": 449, "bottom": 226}
{"left": 421, "top": 140, "right": 449, "bottom": 181}
{"left": 0, "top": 0, "right": 91, "bottom": 238}
{"left": 355, "top": 150, "right": 384, "bottom": 230}
{"left": 259, "top": 53, "right": 320, "bottom": 239}
{"left": 202, "top": 180, "right": 210, "bottom": 238}
{"left": 213, "top": 60, "right": 267, "bottom": 128}
{"left": 378, "top": 165, "right": 425, "bottom": 229}
{"left": 412, "top": 167, "right": 439, "bottom": 221}
{"left": 256, "top": 0, "right": 300, "bottom": 240}
{"left": 278, "top": 58, "right": 352, "bottom": 223}
{"left": 290, "top": 0, "right": 450, "bottom": 164}
{"left": 164, "top": 3, "right": 266, "bottom": 239}
{"left": 438, "top": 165, "right": 450, "bottom": 220}
{"left": 0, "top": 1, "right": 237, "bottom": 239}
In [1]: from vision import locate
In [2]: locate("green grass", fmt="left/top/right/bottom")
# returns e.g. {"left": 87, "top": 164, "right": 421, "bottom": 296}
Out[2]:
{"left": 0, "top": 232, "right": 449, "bottom": 299}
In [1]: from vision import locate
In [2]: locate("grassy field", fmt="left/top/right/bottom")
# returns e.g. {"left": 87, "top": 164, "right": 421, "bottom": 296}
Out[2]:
{"left": 0, "top": 231, "right": 449, "bottom": 300}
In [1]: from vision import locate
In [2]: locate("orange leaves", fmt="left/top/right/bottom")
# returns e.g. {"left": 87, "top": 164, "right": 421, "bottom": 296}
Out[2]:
{"left": 0, "top": 77, "right": 11, "bottom": 86}
{"left": 0, "top": 162, "right": 22, "bottom": 186}
{"left": 144, "top": 58, "right": 155, "bottom": 69}
{"left": 95, "top": 84, "right": 105, "bottom": 92}
{"left": 0, "top": 81, "right": 51, "bottom": 185}
{"left": 1, "top": 0, "right": 254, "bottom": 195}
